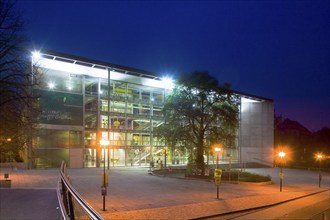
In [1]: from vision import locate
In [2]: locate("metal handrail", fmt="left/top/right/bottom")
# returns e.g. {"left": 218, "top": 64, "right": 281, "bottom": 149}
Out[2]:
{"left": 57, "top": 161, "right": 104, "bottom": 220}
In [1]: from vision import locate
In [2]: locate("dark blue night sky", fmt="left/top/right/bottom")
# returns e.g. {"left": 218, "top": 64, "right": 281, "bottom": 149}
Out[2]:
{"left": 17, "top": 0, "right": 330, "bottom": 131}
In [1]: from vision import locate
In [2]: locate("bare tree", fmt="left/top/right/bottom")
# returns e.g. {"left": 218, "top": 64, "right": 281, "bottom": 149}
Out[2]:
{"left": 0, "top": 0, "right": 37, "bottom": 164}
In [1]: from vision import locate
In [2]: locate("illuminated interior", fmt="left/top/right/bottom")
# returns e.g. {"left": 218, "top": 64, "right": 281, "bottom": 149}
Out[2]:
{"left": 31, "top": 50, "right": 274, "bottom": 168}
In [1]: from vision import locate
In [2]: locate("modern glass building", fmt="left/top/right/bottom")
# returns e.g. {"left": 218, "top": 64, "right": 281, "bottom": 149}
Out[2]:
{"left": 30, "top": 50, "right": 274, "bottom": 168}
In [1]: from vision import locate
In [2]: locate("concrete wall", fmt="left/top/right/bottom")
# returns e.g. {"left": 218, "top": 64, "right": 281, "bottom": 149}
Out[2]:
{"left": 239, "top": 98, "right": 274, "bottom": 167}
{"left": 69, "top": 148, "right": 84, "bottom": 168}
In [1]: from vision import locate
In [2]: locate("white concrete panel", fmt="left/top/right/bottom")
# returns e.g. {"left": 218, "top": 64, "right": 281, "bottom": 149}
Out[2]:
{"left": 70, "top": 148, "right": 84, "bottom": 168}
{"left": 239, "top": 99, "right": 274, "bottom": 166}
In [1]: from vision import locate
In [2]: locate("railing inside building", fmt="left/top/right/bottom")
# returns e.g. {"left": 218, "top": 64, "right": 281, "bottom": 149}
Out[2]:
{"left": 57, "top": 161, "right": 103, "bottom": 220}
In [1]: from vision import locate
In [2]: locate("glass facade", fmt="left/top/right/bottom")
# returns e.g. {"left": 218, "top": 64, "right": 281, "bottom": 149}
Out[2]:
{"left": 31, "top": 52, "right": 184, "bottom": 168}
{"left": 31, "top": 51, "right": 273, "bottom": 169}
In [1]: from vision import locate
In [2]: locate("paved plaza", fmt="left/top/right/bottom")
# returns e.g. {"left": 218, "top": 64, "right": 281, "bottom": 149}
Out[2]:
{"left": 0, "top": 166, "right": 329, "bottom": 219}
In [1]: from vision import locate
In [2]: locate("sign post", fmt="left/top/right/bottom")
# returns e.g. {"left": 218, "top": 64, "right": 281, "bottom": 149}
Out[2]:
{"left": 214, "top": 168, "right": 222, "bottom": 199}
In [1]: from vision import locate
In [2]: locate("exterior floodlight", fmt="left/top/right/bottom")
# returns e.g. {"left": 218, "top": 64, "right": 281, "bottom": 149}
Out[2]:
{"left": 32, "top": 51, "right": 41, "bottom": 60}
{"left": 48, "top": 82, "right": 55, "bottom": 89}
{"left": 162, "top": 77, "right": 174, "bottom": 89}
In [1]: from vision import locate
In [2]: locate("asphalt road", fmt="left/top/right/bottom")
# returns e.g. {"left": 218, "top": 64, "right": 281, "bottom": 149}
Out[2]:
{"left": 0, "top": 188, "right": 61, "bottom": 220}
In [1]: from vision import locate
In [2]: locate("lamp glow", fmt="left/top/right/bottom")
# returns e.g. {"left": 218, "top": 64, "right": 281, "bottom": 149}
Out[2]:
{"left": 48, "top": 82, "right": 55, "bottom": 89}
{"left": 316, "top": 153, "right": 324, "bottom": 160}
{"left": 278, "top": 151, "right": 286, "bottom": 158}
{"left": 214, "top": 147, "right": 221, "bottom": 152}
{"left": 32, "top": 51, "right": 41, "bottom": 60}
{"left": 162, "top": 77, "right": 174, "bottom": 89}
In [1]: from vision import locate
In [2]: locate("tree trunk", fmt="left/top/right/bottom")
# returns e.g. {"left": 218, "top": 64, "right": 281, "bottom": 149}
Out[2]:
{"left": 196, "top": 136, "right": 205, "bottom": 176}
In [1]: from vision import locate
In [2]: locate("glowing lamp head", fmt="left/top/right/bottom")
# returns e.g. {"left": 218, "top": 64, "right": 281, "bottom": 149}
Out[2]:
{"left": 48, "top": 82, "right": 55, "bottom": 89}
{"left": 316, "top": 153, "right": 324, "bottom": 160}
{"left": 162, "top": 77, "right": 174, "bottom": 90}
{"left": 32, "top": 51, "right": 41, "bottom": 60}
{"left": 214, "top": 147, "right": 221, "bottom": 152}
{"left": 213, "top": 144, "right": 222, "bottom": 153}
{"left": 278, "top": 151, "right": 286, "bottom": 158}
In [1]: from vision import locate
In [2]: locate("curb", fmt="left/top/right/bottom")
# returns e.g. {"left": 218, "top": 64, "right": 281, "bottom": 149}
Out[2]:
{"left": 238, "top": 181, "right": 273, "bottom": 185}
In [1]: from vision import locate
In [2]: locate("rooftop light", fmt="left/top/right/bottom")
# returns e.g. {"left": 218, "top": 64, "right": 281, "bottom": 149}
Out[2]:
{"left": 48, "top": 82, "right": 55, "bottom": 89}
{"left": 32, "top": 51, "right": 41, "bottom": 60}
{"left": 162, "top": 77, "right": 174, "bottom": 90}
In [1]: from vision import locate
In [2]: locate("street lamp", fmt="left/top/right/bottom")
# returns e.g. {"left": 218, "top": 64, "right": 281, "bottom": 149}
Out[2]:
{"left": 278, "top": 151, "right": 286, "bottom": 192}
{"left": 100, "top": 139, "right": 109, "bottom": 211}
{"left": 214, "top": 146, "right": 222, "bottom": 199}
{"left": 316, "top": 153, "right": 324, "bottom": 188}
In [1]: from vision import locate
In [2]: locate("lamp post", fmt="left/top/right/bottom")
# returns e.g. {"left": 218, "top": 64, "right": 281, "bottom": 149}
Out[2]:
{"left": 278, "top": 151, "right": 286, "bottom": 192}
{"left": 316, "top": 153, "right": 324, "bottom": 188}
{"left": 100, "top": 139, "right": 109, "bottom": 211}
{"left": 214, "top": 146, "right": 222, "bottom": 199}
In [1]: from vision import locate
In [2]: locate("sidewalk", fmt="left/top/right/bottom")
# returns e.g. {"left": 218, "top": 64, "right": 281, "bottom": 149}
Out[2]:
{"left": 1, "top": 167, "right": 329, "bottom": 219}
{"left": 101, "top": 190, "right": 329, "bottom": 219}
{"left": 231, "top": 190, "right": 330, "bottom": 220}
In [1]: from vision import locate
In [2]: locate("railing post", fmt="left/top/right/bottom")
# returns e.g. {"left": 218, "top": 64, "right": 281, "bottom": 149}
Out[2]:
{"left": 67, "top": 192, "right": 75, "bottom": 220}
{"left": 61, "top": 180, "right": 69, "bottom": 215}
{"left": 58, "top": 161, "right": 103, "bottom": 220}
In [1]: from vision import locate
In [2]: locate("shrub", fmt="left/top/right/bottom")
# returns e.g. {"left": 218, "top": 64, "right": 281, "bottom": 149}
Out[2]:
{"left": 216, "top": 170, "right": 271, "bottom": 182}
{"left": 238, "top": 171, "right": 271, "bottom": 182}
